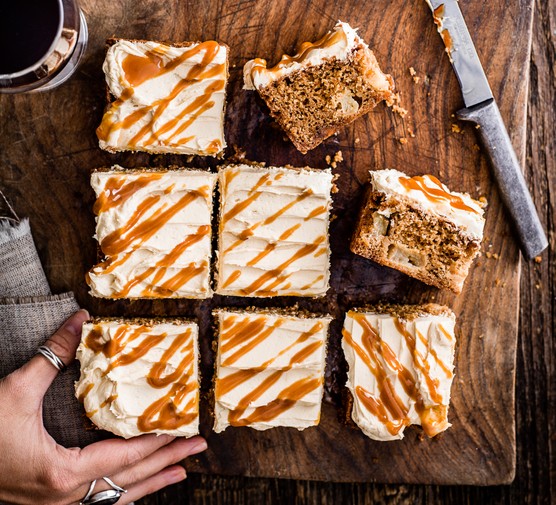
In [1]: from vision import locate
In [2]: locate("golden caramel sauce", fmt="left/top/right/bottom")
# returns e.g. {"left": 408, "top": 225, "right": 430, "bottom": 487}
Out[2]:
{"left": 344, "top": 313, "right": 450, "bottom": 436}
{"left": 100, "top": 394, "right": 118, "bottom": 409}
{"left": 215, "top": 318, "right": 324, "bottom": 425}
{"left": 137, "top": 379, "right": 198, "bottom": 432}
{"left": 229, "top": 376, "right": 322, "bottom": 426}
{"left": 304, "top": 205, "right": 327, "bottom": 221}
{"left": 355, "top": 386, "right": 407, "bottom": 436}
{"left": 145, "top": 261, "right": 207, "bottom": 298}
{"left": 249, "top": 27, "right": 347, "bottom": 82}
{"left": 78, "top": 383, "right": 94, "bottom": 403}
{"left": 93, "top": 173, "right": 164, "bottom": 215}
{"left": 100, "top": 187, "right": 207, "bottom": 256}
{"left": 97, "top": 41, "right": 225, "bottom": 150}
{"left": 261, "top": 189, "right": 313, "bottom": 226}
{"left": 416, "top": 330, "right": 453, "bottom": 378}
{"left": 221, "top": 269, "right": 242, "bottom": 289}
{"left": 399, "top": 175, "right": 479, "bottom": 214}
{"left": 239, "top": 236, "right": 325, "bottom": 295}
{"left": 147, "top": 329, "right": 193, "bottom": 388}
{"left": 438, "top": 324, "right": 454, "bottom": 341}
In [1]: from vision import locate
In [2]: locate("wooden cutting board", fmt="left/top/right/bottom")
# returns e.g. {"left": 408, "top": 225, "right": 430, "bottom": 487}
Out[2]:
{"left": 0, "top": 0, "right": 532, "bottom": 485}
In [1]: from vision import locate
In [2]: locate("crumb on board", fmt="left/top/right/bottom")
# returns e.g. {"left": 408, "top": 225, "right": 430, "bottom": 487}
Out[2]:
{"left": 407, "top": 127, "right": 416, "bottom": 138}
{"left": 398, "top": 137, "right": 408, "bottom": 145}
{"left": 387, "top": 92, "right": 408, "bottom": 118}
{"left": 325, "top": 154, "right": 331, "bottom": 165}
{"left": 408, "top": 66, "right": 420, "bottom": 83}
{"left": 325, "top": 151, "right": 344, "bottom": 169}
{"left": 479, "top": 195, "right": 488, "bottom": 207}
{"left": 475, "top": 124, "right": 481, "bottom": 129}
{"left": 472, "top": 144, "right": 481, "bottom": 151}
{"left": 451, "top": 123, "right": 464, "bottom": 134}
{"left": 534, "top": 256, "right": 542, "bottom": 263}
{"left": 354, "top": 138, "right": 360, "bottom": 144}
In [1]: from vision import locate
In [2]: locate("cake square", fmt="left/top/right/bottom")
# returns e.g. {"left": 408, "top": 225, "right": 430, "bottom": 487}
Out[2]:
{"left": 87, "top": 166, "right": 216, "bottom": 299}
{"left": 243, "top": 21, "right": 395, "bottom": 153}
{"left": 213, "top": 309, "right": 331, "bottom": 432}
{"left": 341, "top": 304, "right": 456, "bottom": 441}
{"left": 351, "top": 169, "right": 485, "bottom": 293}
{"left": 75, "top": 318, "right": 200, "bottom": 439}
{"left": 97, "top": 39, "right": 228, "bottom": 156}
{"left": 215, "top": 164, "right": 333, "bottom": 297}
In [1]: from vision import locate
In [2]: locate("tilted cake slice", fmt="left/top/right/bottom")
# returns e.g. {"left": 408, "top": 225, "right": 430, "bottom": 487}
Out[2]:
{"left": 97, "top": 38, "right": 228, "bottom": 156}
{"left": 342, "top": 304, "right": 456, "bottom": 441}
{"left": 351, "top": 169, "right": 486, "bottom": 293}
{"left": 213, "top": 309, "right": 331, "bottom": 432}
{"left": 243, "top": 21, "right": 395, "bottom": 153}
{"left": 87, "top": 167, "right": 216, "bottom": 299}
{"left": 215, "top": 164, "right": 333, "bottom": 297}
{"left": 75, "top": 318, "right": 199, "bottom": 439}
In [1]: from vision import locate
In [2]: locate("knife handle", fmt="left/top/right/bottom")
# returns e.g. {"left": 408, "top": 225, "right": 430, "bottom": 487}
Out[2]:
{"left": 457, "top": 99, "right": 548, "bottom": 260}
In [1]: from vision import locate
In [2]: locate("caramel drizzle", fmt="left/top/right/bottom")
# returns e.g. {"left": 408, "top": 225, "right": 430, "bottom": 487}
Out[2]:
{"left": 83, "top": 324, "right": 198, "bottom": 432}
{"left": 248, "top": 26, "right": 347, "bottom": 83}
{"left": 88, "top": 175, "right": 210, "bottom": 297}
{"left": 344, "top": 314, "right": 449, "bottom": 437}
{"left": 97, "top": 41, "right": 225, "bottom": 151}
{"left": 416, "top": 330, "right": 453, "bottom": 378}
{"left": 215, "top": 316, "right": 324, "bottom": 426}
{"left": 399, "top": 175, "right": 479, "bottom": 214}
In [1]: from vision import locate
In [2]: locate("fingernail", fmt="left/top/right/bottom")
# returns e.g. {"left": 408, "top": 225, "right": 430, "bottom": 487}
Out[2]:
{"left": 168, "top": 467, "right": 187, "bottom": 484}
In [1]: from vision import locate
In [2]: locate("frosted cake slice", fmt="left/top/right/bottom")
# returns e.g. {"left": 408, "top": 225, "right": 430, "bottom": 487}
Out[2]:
{"left": 342, "top": 304, "right": 456, "bottom": 441}
{"left": 97, "top": 39, "right": 228, "bottom": 156}
{"left": 87, "top": 167, "right": 216, "bottom": 299}
{"left": 215, "top": 164, "right": 333, "bottom": 297}
{"left": 75, "top": 318, "right": 199, "bottom": 439}
{"left": 213, "top": 309, "right": 331, "bottom": 432}
{"left": 243, "top": 21, "right": 395, "bottom": 153}
{"left": 351, "top": 169, "right": 485, "bottom": 293}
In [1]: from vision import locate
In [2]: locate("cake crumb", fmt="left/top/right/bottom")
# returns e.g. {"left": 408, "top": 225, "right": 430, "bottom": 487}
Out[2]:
{"left": 479, "top": 195, "right": 488, "bottom": 207}
{"left": 475, "top": 124, "right": 481, "bottom": 129}
{"left": 407, "top": 127, "right": 416, "bottom": 138}
{"left": 354, "top": 138, "right": 360, "bottom": 144}
{"left": 472, "top": 144, "right": 481, "bottom": 151}
{"left": 451, "top": 123, "right": 464, "bottom": 134}
{"left": 388, "top": 92, "right": 408, "bottom": 118}
{"left": 408, "top": 66, "right": 420, "bottom": 83}
{"left": 535, "top": 283, "right": 541, "bottom": 289}
{"left": 534, "top": 256, "right": 542, "bottom": 263}
{"left": 325, "top": 154, "right": 331, "bottom": 165}
{"left": 398, "top": 137, "right": 408, "bottom": 145}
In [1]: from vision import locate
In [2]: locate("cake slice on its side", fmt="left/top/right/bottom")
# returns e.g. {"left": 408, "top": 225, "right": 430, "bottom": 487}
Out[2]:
{"left": 243, "top": 21, "right": 395, "bottom": 153}
{"left": 87, "top": 166, "right": 216, "bottom": 299}
{"left": 75, "top": 318, "right": 200, "bottom": 439}
{"left": 351, "top": 169, "right": 486, "bottom": 293}
{"left": 215, "top": 164, "right": 333, "bottom": 298}
{"left": 341, "top": 304, "right": 456, "bottom": 441}
{"left": 97, "top": 38, "right": 228, "bottom": 156}
{"left": 213, "top": 309, "right": 331, "bottom": 433}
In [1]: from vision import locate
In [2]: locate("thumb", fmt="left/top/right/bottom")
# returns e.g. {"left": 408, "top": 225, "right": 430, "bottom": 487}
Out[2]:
{"left": 15, "top": 309, "right": 90, "bottom": 406}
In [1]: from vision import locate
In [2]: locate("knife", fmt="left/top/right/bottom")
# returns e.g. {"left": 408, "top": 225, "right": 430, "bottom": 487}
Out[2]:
{"left": 425, "top": 0, "right": 548, "bottom": 260}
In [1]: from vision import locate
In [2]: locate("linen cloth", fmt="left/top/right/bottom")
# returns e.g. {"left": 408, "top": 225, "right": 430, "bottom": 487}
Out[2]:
{"left": 0, "top": 218, "right": 101, "bottom": 447}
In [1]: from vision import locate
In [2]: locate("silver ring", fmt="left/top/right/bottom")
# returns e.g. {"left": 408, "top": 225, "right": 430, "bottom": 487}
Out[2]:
{"left": 80, "top": 477, "right": 127, "bottom": 505}
{"left": 36, "top": 345, "right": 66, "bottom": 372}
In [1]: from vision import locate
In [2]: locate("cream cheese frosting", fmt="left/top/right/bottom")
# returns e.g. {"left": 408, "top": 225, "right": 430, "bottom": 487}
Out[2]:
{"left": 342, "top": 306, "right": 456, "bottom": 441}
{"left": 213, "top": 310, "right": 330, "bottom": 433}
{"left": 87, "top": 167, "right": 216, "bottom": 299}
{"left": 215, "top": 164, "right": 333, "bottom": 297}
{"left": 97, "top": 39, "right": 228, "bottom": 156}
{"left": 75, "top": 320, "right": 199, "bottom": 439}
{"left": 244, "top": 21, "right": 392, "bottom": 91}
{"left": 370, "top": 169, "right": 485, "bottom": 238}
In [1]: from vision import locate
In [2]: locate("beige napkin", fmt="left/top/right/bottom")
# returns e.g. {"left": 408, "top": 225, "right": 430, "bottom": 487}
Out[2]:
{"left": 0, "top": 218, "right": 102, "bottom": 447}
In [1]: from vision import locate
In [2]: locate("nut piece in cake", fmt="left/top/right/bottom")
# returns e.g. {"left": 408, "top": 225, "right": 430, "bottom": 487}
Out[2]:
{"left": 351, "top": 169, "right": 485, "bottom": 293}
{"left": 243, "top": 21, "right": 395, "bottom": 153}
{"left": 87, "top": 166, "right": 216, "bottom": 299}
{"left": 215, "top": 164, "right": 333, "bottom": 297}
{"left": 75, "top": 318, "right": 200, "bottom": 439}
{"left": 342, "top": 304, "right": 456, "bottom": 441}
{"left": 213, "top": 309, "right": 331, "bottom": 432}
{"left": 97, "top": 39, "right": 228, "bottom": 156}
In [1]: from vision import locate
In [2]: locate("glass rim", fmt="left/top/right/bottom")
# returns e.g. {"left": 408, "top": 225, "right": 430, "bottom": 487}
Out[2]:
{"left": 0, "top": 0, "right": 64, "bottom": 80}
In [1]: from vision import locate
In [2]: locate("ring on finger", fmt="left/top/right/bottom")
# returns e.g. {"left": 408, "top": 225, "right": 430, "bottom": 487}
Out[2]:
{"left": 80, "top": 476, "right": 127, "bottom": 505}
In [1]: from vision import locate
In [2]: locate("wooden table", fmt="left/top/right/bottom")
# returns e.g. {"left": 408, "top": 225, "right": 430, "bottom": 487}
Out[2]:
{"left": 137, "top": 0, "right": 555, "bottom": 502}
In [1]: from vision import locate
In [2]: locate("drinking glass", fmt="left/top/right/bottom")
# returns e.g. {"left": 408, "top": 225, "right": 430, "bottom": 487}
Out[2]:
{"left": 0, "top": 0, "right": 88, "bottom": 94}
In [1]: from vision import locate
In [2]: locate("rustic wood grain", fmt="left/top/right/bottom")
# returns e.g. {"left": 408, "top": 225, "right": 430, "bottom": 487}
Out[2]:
{"left": 0, "top": 0, "right": 540, "bottom": 491}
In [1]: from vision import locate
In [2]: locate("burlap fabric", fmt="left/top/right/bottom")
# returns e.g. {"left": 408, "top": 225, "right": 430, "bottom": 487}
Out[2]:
{"left": 0, "top": 219, "right": 102, "bottom": 448}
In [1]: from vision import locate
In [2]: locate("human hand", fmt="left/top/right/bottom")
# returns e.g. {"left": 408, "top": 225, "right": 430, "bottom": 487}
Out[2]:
{"left": 0, "top": 310, "right": 207, "bottom": 505}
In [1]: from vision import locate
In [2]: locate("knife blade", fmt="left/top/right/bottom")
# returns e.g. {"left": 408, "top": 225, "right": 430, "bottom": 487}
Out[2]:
{"left": 425, "top": 0, "right": 548, "bottom": 260}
